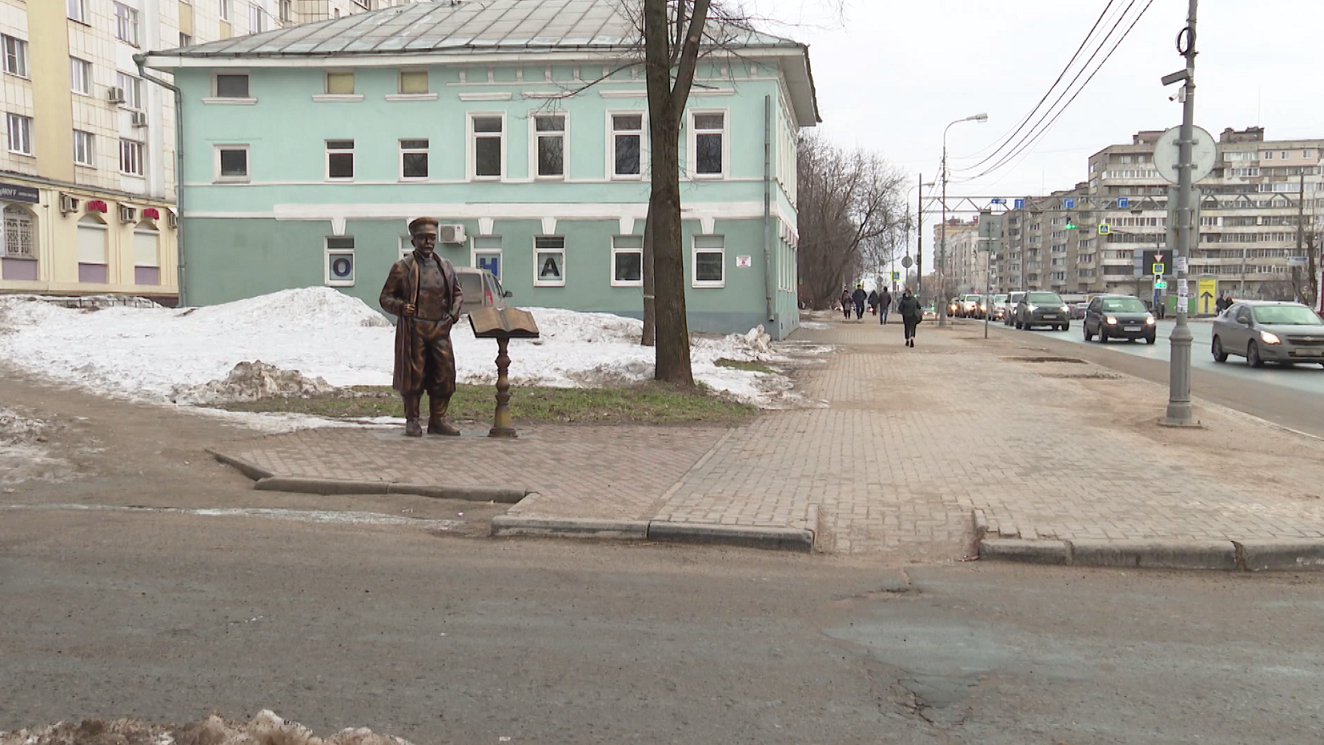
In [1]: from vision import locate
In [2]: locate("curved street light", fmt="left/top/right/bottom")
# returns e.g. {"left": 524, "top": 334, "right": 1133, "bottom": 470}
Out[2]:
{"left": 938, "top": 113, "right": 989, "bottom": 327}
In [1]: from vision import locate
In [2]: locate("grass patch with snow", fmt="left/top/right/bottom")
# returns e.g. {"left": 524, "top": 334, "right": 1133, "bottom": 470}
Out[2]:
{"left": 715, "top": 357, "right": 778, "bottom": 375}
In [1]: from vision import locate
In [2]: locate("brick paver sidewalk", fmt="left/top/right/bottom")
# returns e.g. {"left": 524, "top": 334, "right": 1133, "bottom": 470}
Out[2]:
{"left": 215, "top": 314, "right": 1324, "bottom": 557}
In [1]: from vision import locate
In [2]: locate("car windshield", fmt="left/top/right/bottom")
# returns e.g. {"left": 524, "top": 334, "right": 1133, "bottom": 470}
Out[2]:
{"left": 994, "top": 295, "right": 1007, "bottom": 303}
{"left": 963, "top": 295, "right": 980, "bottom": 301}
{"left": 1100, "top": 297, "right": 1147, "bottom": 313}
{"left": 1028, "top": 293, "right": 1063, "bottom": 305}
{"left": 458, "top": 273, "right": 483, "bottom": 300}
{"left": 1253, "top": 305, "right": 1324, "bottom": 326}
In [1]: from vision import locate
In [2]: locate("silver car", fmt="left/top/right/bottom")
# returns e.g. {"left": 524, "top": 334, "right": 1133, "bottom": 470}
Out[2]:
{"left": 454, "top": 266, "right": 512, "bottom": 314}
{"left": 1211, "top": 300, "right": 1324, "bottom": 368}
{"left": 1004, "top": 291, "right": 1025, "bottom": 326}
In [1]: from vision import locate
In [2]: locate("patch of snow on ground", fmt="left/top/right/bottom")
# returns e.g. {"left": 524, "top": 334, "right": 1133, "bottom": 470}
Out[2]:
{"left": 0, "top": 407, "right": 74, "bottom": 485}
{"left": 0, "top": 289, "right": 800, "bottom": 412}
{"left": 0, "top": 709, "right": 415, "bottom": 745}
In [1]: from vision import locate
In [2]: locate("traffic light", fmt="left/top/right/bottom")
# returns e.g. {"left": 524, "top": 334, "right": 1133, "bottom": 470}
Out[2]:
{"left": 1065, "top": 213, "right": 1076, "bottom": 230}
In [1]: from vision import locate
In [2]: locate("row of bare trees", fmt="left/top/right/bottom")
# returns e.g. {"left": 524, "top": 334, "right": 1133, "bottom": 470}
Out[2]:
{"left": 795, "top": 133, "right": 909, "bottom": 310}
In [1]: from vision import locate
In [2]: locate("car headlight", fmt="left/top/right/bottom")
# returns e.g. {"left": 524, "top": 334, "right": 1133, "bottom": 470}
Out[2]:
{"left": 1106, "top": 316, "right": 1118, "bottom": 325}
{"left": 1145, "top": 316, "right": 1156, "bottom": 325}
{"left": 1061, "top": 306, "right": 1071, "bottom": 313}
{"left": 1028, "top": 305, "right": 1039, "bottom": 312}
{"left": 1261, "top": 331, "right": 1281, "bottom": 345}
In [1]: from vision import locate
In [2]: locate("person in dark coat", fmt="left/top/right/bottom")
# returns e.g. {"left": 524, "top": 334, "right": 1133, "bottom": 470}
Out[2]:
{"left": 878, "top": 288, "right": 893, "bottom": 325}
{"left": 851, "top": 284, "right": 868, "bottom": 320}
{"left": 898, "top": 288, "right": 923, "bottom": 347}
{"left": 379, "top": 217, "right": 464, "bottom": 438}
{"left": 840, "top": 287, "right": 853, "bottom": 320}
{"left": 867, "top": 289, "right": 879, "bottom": 316}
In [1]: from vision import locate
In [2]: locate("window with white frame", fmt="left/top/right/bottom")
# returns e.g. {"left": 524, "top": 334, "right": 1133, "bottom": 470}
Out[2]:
{"left": 534, "top": 114, "right": 565, "bottom": 178}
{"left": 534, "top": 236, "right": 565, "bottom": 287}
{"left": 120, "top": 138, "right": 145, "bottom": 176}
{"left": 611, "top": 113, "right": 643, "bottom": 178}
{"left": 692, "top": 235, "right": 724, "bottom": 287}
{"left": 70, "top": 57, "right": 92, "bottom": 94}
{"left": 6, "top": 114, "right": 32, "bottom": 156}
{"left": 248, "top": 2, "right": 265, "bottom": 32}
{"left": 214, "top": 72, "right": 250, "bottom": 98}
{"left": 471, "top": 114, "right": 504, "bottom": 179}
{"left": 68, "top": 0, "right": 87, "bottom": 23}
{"left": 691, "top": 111, "right": 726, "bottom": 177}
{"left": 398, "top": 69, "right": 428, "bottom": 94}
{"left": 279, "top": 0, "right": 291, "bottom": 22}
{"left": 1262, "top": 151, "right": 1274, "bottom": 160}
{"left": 179, "top": 32, "right": 193, "bottom": 47}
{"left": 117, "top": 72, "right": 143, "bottom": 109}
{"left": 325, "top": 236, "right": 355, "bottom": 287}
{"left": 326, "top": 139, "right": 354, "bottom": 180}
{"left": 114, "top": 3, "right": 140, "bottom": 45}
{"left": 73, "top": 130, "right": 95, "bottom": 166}
{"left": 4, "top": 206, "right": 34, "bottom": 258}
{"left": 325, "top": 71, "right": 354, "bottom": 95}
{"left": 353, "top": 0, "right": 368, "bottom": 7}
{"left": 215, "top": 145, "right": 249, "bottom": 182}
{"left": 133, "top": 221, "right": 161, "bottom": 285}
{"left": 219, "top": 0, "right": 231, "bottom": 21}
{"left": 3, "top": 36, "right": 28, "bottom": 78}
{"left": 611, "top": 235, "right": 643, "bottom": 286}
{"left": 473, "top": 236, "right": 502, "bottom": 280}
{"left": 400, "top": 139, "right": 428, "bottom": 180}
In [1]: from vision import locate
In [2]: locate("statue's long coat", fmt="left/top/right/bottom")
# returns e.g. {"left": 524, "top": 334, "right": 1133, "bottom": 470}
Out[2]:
{"left": 378, "top": 252, "right": 463, "bottom": 394}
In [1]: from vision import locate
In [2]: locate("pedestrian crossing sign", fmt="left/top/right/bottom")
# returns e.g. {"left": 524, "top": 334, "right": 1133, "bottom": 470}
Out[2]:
{"left": 1152, "top": 263, "right": 1166, "bottom": 276}
{"left": 892, "top": 271, "right": 901, "bottom": 281}
{"left": 1098, "top": 223, "right": 1111, "bottom": 235}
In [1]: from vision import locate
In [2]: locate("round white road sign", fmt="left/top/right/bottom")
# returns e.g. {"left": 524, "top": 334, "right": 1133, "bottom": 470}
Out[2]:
{"left": 901, "top": 256, "right": 914, "bottom": 268}
{"left": 1154, "top": 125, "right": 1217, "bottom": 184}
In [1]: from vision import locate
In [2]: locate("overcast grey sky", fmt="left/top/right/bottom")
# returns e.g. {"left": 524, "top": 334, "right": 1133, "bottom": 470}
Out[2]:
{"left": 749, "top": 0, "right": 1324, "bottom": 244}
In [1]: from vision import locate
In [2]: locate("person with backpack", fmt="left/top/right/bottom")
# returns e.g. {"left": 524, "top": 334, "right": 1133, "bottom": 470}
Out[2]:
{"left": 898, "top": 287, "right": 923, "bottom": 347}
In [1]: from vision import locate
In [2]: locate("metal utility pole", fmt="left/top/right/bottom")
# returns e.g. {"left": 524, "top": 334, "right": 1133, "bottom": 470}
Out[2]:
{"left": 939, "top": 113, "right": 989, "bottom": 327}
{"left": 1163, "top": 0, "right": 1199, "bottom": 427}
{"left": 917, "top": 175, "right": 924, "bottom": 298}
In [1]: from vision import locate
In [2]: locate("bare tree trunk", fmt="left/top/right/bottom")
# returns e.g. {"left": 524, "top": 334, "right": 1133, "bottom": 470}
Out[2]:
{"left": 641, "top": 207, "right": 655, "bottom": 346}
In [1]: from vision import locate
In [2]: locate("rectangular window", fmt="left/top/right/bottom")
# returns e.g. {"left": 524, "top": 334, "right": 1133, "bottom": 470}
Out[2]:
{"left": 214, "top": 73, "right": 249, "bottom": 98}
{"left": 611, "top": 235, "right": 643, "bottom": 286}
{"left": 612, "top": 113, "right": 642, "bottom": 178}
{"left": 692, "top": 111, "right": 725, "bottom": 177}
{"left": 279, "top": 0, "right": 291, "bottom": 22}
{"left": 117, "top": 72, "right": 143, "bottom": 109}
{"left": 325, "top": 236, "right": 355, "bottom": 287}
{"left": 325, "top": 71, "right": 354, "bottom": 94}
{"left": 535, "top": 114, "right": 565, "bottom": 178}
{"left": 7, "top": 114, "right": 33, "bottom": 156}
{"left": 216, "top": 145, "right": 249, "bottom": 181}
{"left": 1262, "top": 151, "right": 1273, "bottom": 160}
{"left": 71, "top": 57, "right": 92, "bottom": 94}
{"left": 693, "top": 235, "right": 724, "bottom": 287}
{"left": 400, "top": 138, "right": 428, "bottom": 180}
{"left": 248, "top": 2, "right": 265, "bottom": 32}
{"left": 219, "top": 0, "right": 231, "bottom": 21}
{"left": 398, "top": 70, "right": 428, "bottom": 94}
{"left": 73, "top": 130, "right": 95, "bottom": 166}
{"left": 120, "top": 138, "right": 145, "bottom": 176}
{"left": 114, "top": 3, "right": 140, "bottom": 46}
{"left": 473, "top": 236, "right": 502, "bottom": 280}
{"left": 471, "top": 114, "right": 503, "bottom": 179}
{"left": 2, "top": 36, "right": 28, "bottom": 79}
{"left": 68, "top": 0, "right": 87, "bottom": 23}
{"left": 1281, "top": 151, "right": 1289, "bottom": 159}
{"left": 326, "top": 139, "right": 354, "bottom": 180}
{"left": 534, "top": 236, "right": 565, "bottom": 287}
{"left": 179, "top": 33, "right": 192, "bottom": 47}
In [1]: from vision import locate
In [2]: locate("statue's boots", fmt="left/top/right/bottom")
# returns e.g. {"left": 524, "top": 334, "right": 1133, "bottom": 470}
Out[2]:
{"left": 427, "top": 395, "right": 461, "bottom": 436}
{"left": 403, "top": 393, "right": 423, "bottom": 438}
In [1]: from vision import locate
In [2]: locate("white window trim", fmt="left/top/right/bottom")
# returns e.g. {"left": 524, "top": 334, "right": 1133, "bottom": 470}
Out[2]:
{"left": 68, "top": 0, "right": 89, "bottom": 23}
{"left": 384, "top": 93, "right": 439, "bottom": 102}
{"left": 692, "top": 235, "right": 725, "bottom": 288}
{"left": 688, "top": 108, "right": 729, "bottom": 180}
{"left": 70, "top": 56, "right": 91, "bottom": 96}
{"left": 397, "top": 69, "right": 429, "bottom": 96}
{"left": 209, "top": 70, "right": 254, "bottom": 103}
{"left": 3, "top": 36, "right": 29, "bottom": 79}
{"left": 398, "top": 138, "right": 428, "bottom": 182}
{"left": 468, "top": 112, "right": 507, "bottom": 182}
{"left": 322, "top": 71, "right": 356, "bottom": 96}
{"left": 533, "top": 237, "right": 566, "bottom": 288}
{"left": 606, "top": 109, "right": 647, "bottom": 181}
{"left": 530, "top": 112, "right": 568, "bottom": 181}
{"left": 213, "top": 144, "right": 250, "bottom": 183}
{"left": 610, "top": 235, "right": 644, "bottom": 287}
{"left": 471, "top": 239, "right": 503, "bottom": 281}
{"left": 119, "top": 138, "right": 145, "bottom": 177}
{"left": 219, "top": 0, "right": 231, "bottom": 21}
{"left": 325, "top": 140, "right": 354, "bottom": 182}
{"left": 113, "top": 3, "right": 140, "bottom": 46}
{"left": 73, "top": 130, "right": 95, "bottom": 167}
{"left": 311, "top": 94, "right": 365, "bottom": 103}
{"left": 7, "top": 114, "right": 33, "bottom": 157}
{"left": 325, "top": 240, "right": 355, "bottom": 287}
{"left": 116, "top": 71, "right": 143, "bottom": 111}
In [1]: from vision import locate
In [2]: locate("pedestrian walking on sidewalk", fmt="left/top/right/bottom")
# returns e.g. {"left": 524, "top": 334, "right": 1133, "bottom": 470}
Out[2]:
{"left": 898, "top": 288, "right": 922, "bottom": 347}
{"left": 867, "top": 289, "right": 879, "bottom": 316}
{"left": 851, "top": 284, "right": 868, "bottom": 320}
{"left": 878, "top": 288, "right": 892, "bottom": 325}
{"left": 840, "top": 287, "right": 853, "bottom": 320}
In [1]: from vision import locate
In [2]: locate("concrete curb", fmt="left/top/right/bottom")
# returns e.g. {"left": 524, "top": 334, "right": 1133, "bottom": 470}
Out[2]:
{"left": 979, "top": 535, "right": 1324, "bottom": 572}
{"left": 490, "top": 516, "right": 649, "bottom": 539}
{"left": 489, "top": 515, "right": 815, "bottom": 553}
{"left": 206, "top": 449, "right": 273, "bottom": 481}
{"left": 253, "top": 476, "right": 527, "bottom": 503}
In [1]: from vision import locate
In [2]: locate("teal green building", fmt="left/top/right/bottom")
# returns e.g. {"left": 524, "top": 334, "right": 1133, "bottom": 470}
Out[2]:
{"left": 144, "top": 0, "right": 818, "bottom": 338}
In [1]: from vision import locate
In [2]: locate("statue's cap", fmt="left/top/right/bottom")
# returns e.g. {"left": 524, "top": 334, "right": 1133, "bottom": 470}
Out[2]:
{"left": 408, "top": 216, "right": 440, "bottom": 234}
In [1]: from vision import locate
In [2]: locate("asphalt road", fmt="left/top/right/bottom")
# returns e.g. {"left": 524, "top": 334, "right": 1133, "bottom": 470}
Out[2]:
{"left": 988, "top": 318, "right": 1324, "bottom": 438}
{"left": 3, "top": 508, "right": 1324, "bottom": 744}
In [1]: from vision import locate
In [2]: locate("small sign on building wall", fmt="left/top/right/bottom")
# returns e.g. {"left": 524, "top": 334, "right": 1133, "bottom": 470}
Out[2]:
{"left": 735, "top": 255, "right": 753, "bottom": 268}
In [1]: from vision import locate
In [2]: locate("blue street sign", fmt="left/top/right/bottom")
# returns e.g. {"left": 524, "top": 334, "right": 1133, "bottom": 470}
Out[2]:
{"left": 1117, "top": 197, "right": 1129, "bottom": 209}
{"left": 1014, "top": 198, "right": 1026, "bottom": 209}
{"left": 990, "top": 198, "right": 1006, "bottom": 205}
{"left": 1063, "top": 198, "right": 1075, "bottom": 209}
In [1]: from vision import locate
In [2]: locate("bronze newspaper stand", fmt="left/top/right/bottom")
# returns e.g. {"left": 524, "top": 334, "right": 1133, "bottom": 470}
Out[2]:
{"left": 468, "top": 307, "right": 540, "bottom": 438}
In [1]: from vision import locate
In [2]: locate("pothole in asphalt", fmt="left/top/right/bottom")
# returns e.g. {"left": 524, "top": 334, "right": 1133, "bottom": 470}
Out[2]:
{"left": 1003, "top": 356, "right": 1086, "bottom": 364}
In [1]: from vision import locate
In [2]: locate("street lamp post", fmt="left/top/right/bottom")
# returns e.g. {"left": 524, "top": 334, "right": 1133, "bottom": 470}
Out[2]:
{"left": 1163, "top": 0, "right": 1200, "bottom": 427}
{"left": 907, "top": 178, "right": 936, "bottom": 300}
{"left": 939, "top": 113, "right": 989, "bottom": 327}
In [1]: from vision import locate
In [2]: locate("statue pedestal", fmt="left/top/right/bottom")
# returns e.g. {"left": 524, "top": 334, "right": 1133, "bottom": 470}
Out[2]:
{"left": 489, "top": 337, "right": 517, "bottom": 438}
{"left": 468, "top": 307, "right": 540, "bottom": 440}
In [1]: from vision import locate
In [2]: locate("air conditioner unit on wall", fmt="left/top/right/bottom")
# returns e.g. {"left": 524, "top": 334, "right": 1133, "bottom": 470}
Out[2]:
{"left": 59, "top": 194, "right": 80, "bottom": 215}
{"left": 130, "top": 111, "right": 148, "bottom": 127}
{"left": 167, "top": 210, "right": 178, "bottom": 229}
{"left": 107, "top": 86, "right": 126, "bottom": 104}
{"left": 119, "top": 205, "right": 137, "bottom": 223}
{"left": 438, "top": 224, "right": 466, "bottom": 244}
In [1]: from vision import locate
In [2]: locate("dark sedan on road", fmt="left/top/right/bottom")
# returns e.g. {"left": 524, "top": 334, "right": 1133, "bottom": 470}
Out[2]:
{"left": 1211, "top": 301, "right": 1324, "bottom": 368}
{"left": 1083, "top": 294, "right": 1156, "bottom": 344}
{"left": 1014, "top": 291, "right": 1071, "bottom": 330}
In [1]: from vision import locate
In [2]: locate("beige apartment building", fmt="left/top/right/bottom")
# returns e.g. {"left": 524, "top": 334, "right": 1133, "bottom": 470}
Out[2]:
{"left": 0, "top": 0, "right": 410, "bottom": 303}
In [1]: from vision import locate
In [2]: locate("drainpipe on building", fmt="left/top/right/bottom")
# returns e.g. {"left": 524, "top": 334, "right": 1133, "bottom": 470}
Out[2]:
{"left": 762, "top": 95, "right": 774, "bottom": 324}
{"left": 134, "top": 54, "right": 186, "bottom": 307}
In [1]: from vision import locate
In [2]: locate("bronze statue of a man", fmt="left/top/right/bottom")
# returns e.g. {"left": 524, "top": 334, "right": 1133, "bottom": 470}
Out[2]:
{"left": 379, "top": 217, "right": 464, "bottom": 437}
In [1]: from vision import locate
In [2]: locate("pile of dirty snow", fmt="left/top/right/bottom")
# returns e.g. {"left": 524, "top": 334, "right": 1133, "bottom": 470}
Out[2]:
{"left": 0, "top": 709, "right": 413, "bottom": 745}
{"left": 0, "top": 406, "right": 75, "bottom": 485}
{"left": 0, "top": 288, "right": 791, "bottom": 408}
